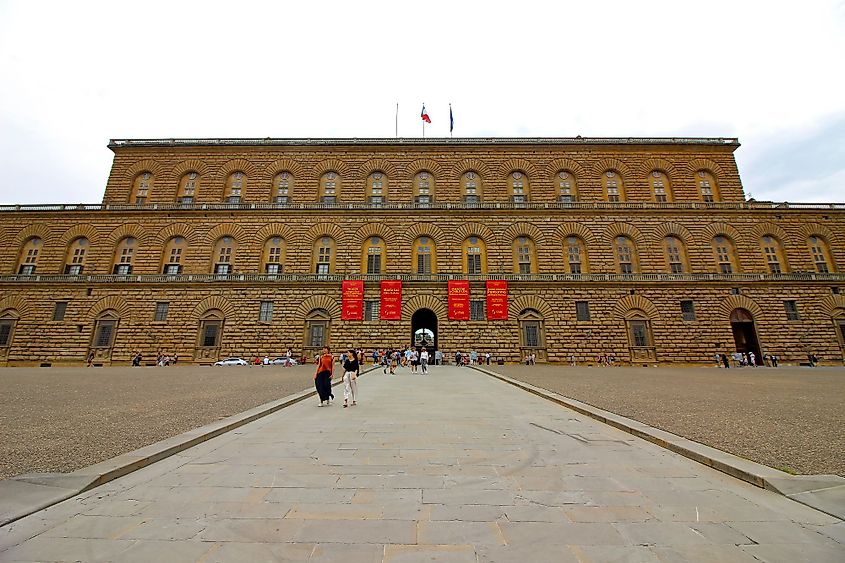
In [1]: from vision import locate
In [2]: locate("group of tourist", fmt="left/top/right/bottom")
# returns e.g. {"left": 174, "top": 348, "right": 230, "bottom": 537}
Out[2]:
{"left": 715, "top": 351, "right": 782, "bottom": 368}
{"left": 314, "top": 345, "right": 359, "bottom": 408}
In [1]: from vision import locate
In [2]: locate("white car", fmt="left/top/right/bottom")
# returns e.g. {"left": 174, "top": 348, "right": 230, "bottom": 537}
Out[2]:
{"left": 213, "top": 357, "right": 249, "bottom": 366}
{"left": 271, "top": 357, "right": 299, "bottom": 366}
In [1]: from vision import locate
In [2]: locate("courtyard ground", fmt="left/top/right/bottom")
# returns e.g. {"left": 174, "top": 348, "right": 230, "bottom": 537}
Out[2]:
{"left": 0, "top": 364, "right": 320, "bottom": 480}
{"left": 486, "top": 364, "right": 845, "bottom": 476}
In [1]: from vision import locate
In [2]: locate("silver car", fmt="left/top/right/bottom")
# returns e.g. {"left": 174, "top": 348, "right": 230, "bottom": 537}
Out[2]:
{"left": 271, "top": 357, "right": 299, "bottom": 366}
{"left": 213, "top": 357, "right": 249, "bottom": 366}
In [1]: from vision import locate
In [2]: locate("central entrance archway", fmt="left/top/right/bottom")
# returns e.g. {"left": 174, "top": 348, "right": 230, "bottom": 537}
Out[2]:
{"left": 411, "top": 308, "right": 437, "bottom": 351}
{"left": 730, "top": 308, "right": 762, "bottom": 365}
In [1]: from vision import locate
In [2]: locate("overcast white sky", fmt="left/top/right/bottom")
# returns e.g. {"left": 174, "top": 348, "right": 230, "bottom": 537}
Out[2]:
{"left": 1, "top": 0, "right": 843, "bottom": 204}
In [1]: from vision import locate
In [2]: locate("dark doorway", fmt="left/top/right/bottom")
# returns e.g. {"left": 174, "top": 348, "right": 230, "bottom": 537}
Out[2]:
{"left": 730, "top": 308, "right": 762, "bottom": 365}
{"left": 411, "top": 308, "right": 437, "bottom": 351}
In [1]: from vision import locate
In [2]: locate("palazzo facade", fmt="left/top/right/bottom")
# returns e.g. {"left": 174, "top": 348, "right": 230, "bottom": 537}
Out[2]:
{"left": 0, "top": 137, "right": 843, "bottom": 366}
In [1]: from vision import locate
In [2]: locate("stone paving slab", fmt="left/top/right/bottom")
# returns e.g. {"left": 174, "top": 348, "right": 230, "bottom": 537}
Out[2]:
{"left": 0, "top": 365, "right": 843, "bottom": 562}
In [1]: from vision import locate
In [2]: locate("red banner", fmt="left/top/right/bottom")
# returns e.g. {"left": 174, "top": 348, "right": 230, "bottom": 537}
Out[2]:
{"left": 380, "top": 280, "right": 402, "bottom": 320}
{"left": 486, "top": 280, "right": 509, "bottom": 320}
{"left": 448, "top": 280, "right": 470, "bottom": 320}
{"left": 341, "top": 280, "right": 364, "bottom": 320}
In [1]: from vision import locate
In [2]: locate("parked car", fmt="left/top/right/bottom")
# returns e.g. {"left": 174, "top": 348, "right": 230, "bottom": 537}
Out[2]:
{"left": 271, "top": 357, "right": 299, "bottom": 366}
{"left": 213, "top": 357, "right": 249, "bottom": 366}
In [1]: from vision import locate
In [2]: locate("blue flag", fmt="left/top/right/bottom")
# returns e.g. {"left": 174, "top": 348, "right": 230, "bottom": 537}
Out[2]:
{"left": 449, "top": 105, "right": 454, "bottom": 133}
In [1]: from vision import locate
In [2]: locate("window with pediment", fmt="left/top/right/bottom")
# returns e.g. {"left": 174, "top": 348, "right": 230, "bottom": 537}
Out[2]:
{"left": 603, "top": 170, "right": 625, "bottom": 202}
{"left": 462, "top": 171, "right": 482, "bottom": 205}
{"left": 177, "top": 172, "right": 199, "bottom": 204}
{"left": 16, "top": 237, "right": 41, "bottom": 275}
{"left": 462, "top": 236, "right": 487, "bottom": 274}
{"left": 0, "top": 309, "right": 19, "bottom": 348}
{"left": 414, "top": 172, "right": 435, "bottom": 205}
{"left": 131, "top": 172, "right": 153, "bottom": 204}
{"left": 366, "top": 172, "right": 387, "bottom": 205}
{"left": 197, "top": 309, "right": 224, "bottom": 349}
{"left": 273, "top": 172, "right": 293, "bottom": 205}
{"left": 112, "top": 237, "right": 136, "bottom": 275}
{"left": 64, "top": 238, "right": 89, "bottom": 275}
{"left": 224, "top": 172, "right": 246, "bottom": 204}
{"left": 557, "top": 171, "right": 578, "bottom": 203}
{"left": 263, "top": 237, "right": 286, "bottom": 274}
{"left": 92, "top": 310, "right": 119, "bottom": 349}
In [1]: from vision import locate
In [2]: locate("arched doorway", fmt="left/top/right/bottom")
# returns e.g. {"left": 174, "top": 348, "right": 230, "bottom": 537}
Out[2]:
{"left": 730, "top": 308, "right": 762, "bottom": 365}
{"left": 411, "top": 308, "right": 437, "bottom": 350}
{"left": 833, "top": 308, "right": 845, "bottom": 363}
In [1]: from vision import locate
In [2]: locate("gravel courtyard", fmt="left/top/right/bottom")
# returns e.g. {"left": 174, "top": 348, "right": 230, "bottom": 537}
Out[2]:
{"left": 0, "top": 365, "right": 321, "bottom": 480}
{"left": 486, "top": 364, "right": 845, "bottom": 476}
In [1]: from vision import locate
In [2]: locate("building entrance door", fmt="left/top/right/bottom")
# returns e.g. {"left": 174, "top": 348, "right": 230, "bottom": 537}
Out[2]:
{"left": 411, "top": 308, "right": 437, "bottom": 351}
{"left": 730, "top": 308, "right": 762, "bottom": 365}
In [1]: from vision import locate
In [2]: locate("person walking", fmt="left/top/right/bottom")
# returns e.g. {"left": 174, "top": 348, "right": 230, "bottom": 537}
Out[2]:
{"left": 420, "top": 348, "right": 429, "bottom": 374}
{"left": 342, "top": 348, "right": 358, "bottom": 407}
{"left": 315, "top": 345, "right": 334, "bottom": 406}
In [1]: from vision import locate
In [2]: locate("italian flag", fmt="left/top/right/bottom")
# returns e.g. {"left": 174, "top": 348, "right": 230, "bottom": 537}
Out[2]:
{"left": 421, "top": 104, "right": 431, "bottom": 124}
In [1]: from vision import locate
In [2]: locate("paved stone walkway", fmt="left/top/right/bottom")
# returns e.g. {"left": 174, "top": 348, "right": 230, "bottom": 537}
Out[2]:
{"left": 1, "top": 366, "right": 842, "bottom": 562}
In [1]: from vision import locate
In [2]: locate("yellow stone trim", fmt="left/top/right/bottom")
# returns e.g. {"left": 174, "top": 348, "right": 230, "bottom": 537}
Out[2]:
{"left": 612, "top": 295, "right": 659, "bottom": 320}
{"left": 509, "top": 295, "right": 553, "bottom": 320}
{"left": 502, "top": 222, "right": 545, "bottom": 244}
{"left": 294, "top": 295, "right": 341, "bottom": 322}
{"left": 88, "top": 295, "right": 131, "bottom": 320}
{"left": 191, "top": 296, "right": 236, "bottom": 320}
{"left": 717, "top": 295, "right": 764, "bottom": 320}
{"left": 604, "top": 222, "right": 645, "bottom": 246}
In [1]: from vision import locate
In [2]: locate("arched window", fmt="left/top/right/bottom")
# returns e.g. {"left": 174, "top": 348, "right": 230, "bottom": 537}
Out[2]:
{"left": 808, "top": 235, "right": 835, "bottom": 273}
{"left": 414, "top": 172, "right": 435, "bottom": 205}
{"left": 557, "top": 171, "right": 578, "bottom": 203}
{"left": 304, "top": 308, "right": 331, "bottom": 352}
{"left": 712, "top": 235, "right": 739, "bottom": 273}
{"left": 64, "top": 238, "right": 89, "bottom": 275}
{"left": 663, "top": 236, "right": 688, "bottom": 274}
{"left": 112, "top": 237, "right": 137, "bottom": 275}
{"left": 566, "top": 236, "right": 588, "bottom": 274}
{"left": 0, "top": 308, "right": 19, "bottom": 349}
{"left": 697, "top": 170, "right": 720, "bottom": 202}
{"left": 177, "top": 172, "right": 199, "bottom": 204}
{"left": 513, "top": 236, "right": 537, "bottom": 274}
{"left": 366, "top": 172, "right": 387, "bottom": 205}
{"left": 212, "top": 236, "right": 236, "bottom": 275}
{"left": 162, "top": 236, "right": 186, "bottom": 274}
{"left": 91, "top": 310, "right": 119, "bottom": 350}
{"left": 649, "top": 171, "right": 672, "bottom": 203}
{"left": 273, "top": 172, "right": 293, "bottom": 205}
{"left": 760, "top": 235, "right": 788, "bottom": 274}
{"left": 363, "top": 236, "right": 386, "bottom": 274}
{"left": 518, "top": 308, "right": 546, "bottom": 361}
{"left": 131, "top": 172, "right": 153, "bottom": 204}
{"left": 197, "top": 309, "right": 224, "bottom": 350}
{"left": 614, "top": 236, "right": 638, "bottom": 274}
{"left": 224, "top": 172, "right": 246, "bottom": 204}
{"left": 462, "top": 236, "right": 487, "bottom": 274}
{"left": 320, "top": 172, "right": 340, "bottom": 204}
{"left": 413, "top": 236, "right": 436, "bottom": 274}
{"left": 462, "top": 171, "right": 482, "bottom": 205}
{"left": 509, "top": 171, "right": 530, "bottom": 204}
{"left": 313, "top": 236, "right": 336, "bottom": 274}
{"left": 263, "top": 237, "right": 286, "bottom": 274}
{"left": 603, "top": 170, "right": 625, "bottom": 202}
{"left": 16, "top": 237, "right": 41, "bottom": 275}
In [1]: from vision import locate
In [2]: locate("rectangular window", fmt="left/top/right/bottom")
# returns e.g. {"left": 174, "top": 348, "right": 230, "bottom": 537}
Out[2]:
{"left": 113, "top": 263, "right": 132, "bottom": 275}
{"left": 364, "top": 300, "right": 380, "bottom": 321}
{"left": 259, "top": 301, "right": 274, "bottom": 322}
{"left": 164, "top": 264, "right": 182, "bottom": 275}
{"left": 179, "top": 196, "right": 194, "bottom": 205}
{"left": 631, "top": 321, "right": 649, "bottom": 347}
{"left": 681, "top": 300, "right": 696, "bottom": 321}
{"left": 0, "top": 321, "right": 12, "bottom": 347}
{"left": 524, "top": 323, "right": 540, "bottom": 347}
{"left": 202, "top": 323, "right": 219, "bottom": 347}
{"left": 274, "top": 195, "right": 289, "bottom": 205}
{"left": 764, "top": 247, "right": 781, "bottom": 274}
{"left": 226, "top": 195, "right": 241, "bottom": 204}
{"left": 53, "top": 301, "right": 68, "bottom": 321}
{"left": 470, "top": 300, "right": 485, "bottom": 321}
{"left": 575, "top": 301, "right": 590, "bottom": 321}
{"left": 317, "top": 246, "right": 331, "bottom": 273}
{"left": 64, "top": 264, "right": 83, "bottom": 275}
{"left": 367, "top": 253, "right": 382, "bottom": 274}
{"left": 154, "top": 302, "right": 169, "bottom": 322}
{"left": 265, "top": 263, "right": 281, "bottom": 274}
{"left": 467, "top": 252, "right": 482, "bottom": 274}
{"left": 417, "top": 251, "right": 432, "bottom": 274}
{"left": 94, "top": 321, "right": 115, "bottom": 348}
{"left": 316, "top": 263, "right": 330, "bottom": 275}
{"left": 309, "top": 323, "right": 325, "bottom": 347}
{"left": 214, "top": 263, "right": 231, "bottom": 275}
{"left": 18, "top": 264, "right": 36, "bottom": 275}
{"left": 517, "top": 246, "right": 531, "bottom": 274}
{"left": 784, "top": 300, "right": 800, "bottom": 321}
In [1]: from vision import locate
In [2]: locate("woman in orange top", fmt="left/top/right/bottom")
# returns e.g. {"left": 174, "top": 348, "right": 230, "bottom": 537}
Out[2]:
{"left": 315, "top": 345, "right": 334, "bottom": 406}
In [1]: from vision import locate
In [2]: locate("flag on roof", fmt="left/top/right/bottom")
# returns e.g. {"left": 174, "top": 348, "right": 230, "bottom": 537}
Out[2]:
{"left": 421, "top": 104, "right": 431, "bottom": 124}
{"left": 449, "top": 104, "right": 454, "bottom": 133}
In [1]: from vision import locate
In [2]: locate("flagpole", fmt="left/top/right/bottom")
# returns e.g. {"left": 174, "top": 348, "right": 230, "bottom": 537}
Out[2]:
{"left": 395, "top": 102, "right": 398, "bottom": 138}
{"left": 422, "top": 102, "right": 425, "bottom": 138}
{"left": 449, "top": 103, "right": 453, "bottom": 138}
